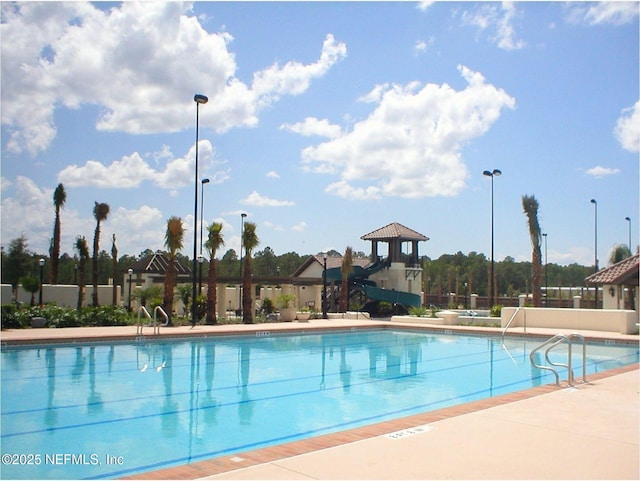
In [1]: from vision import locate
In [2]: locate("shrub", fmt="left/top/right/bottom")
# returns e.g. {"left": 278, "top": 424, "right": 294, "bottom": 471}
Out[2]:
{"left": 408, "top": 306, "right": 428, "bottom": 317}
{"left": 490, "top": 304, "right": 503, "bottom": 317}
{"left": 0, "top": 304, "right": 133, "bottom": 328}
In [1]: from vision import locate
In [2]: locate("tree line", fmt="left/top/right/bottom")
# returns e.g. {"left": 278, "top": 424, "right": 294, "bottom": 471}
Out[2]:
{"left": 2, "top": 183, "right": 632, "bottom": 316}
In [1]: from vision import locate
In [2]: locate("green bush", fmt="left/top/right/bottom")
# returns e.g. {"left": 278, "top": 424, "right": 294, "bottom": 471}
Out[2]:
{"left": 408, "top": 306, "right": 428, "bottom": 317}
{"left": 490, "top": 304, "right": 503, "bottom": 317}
{"left": 0, "top": 304, "right": 133, "bottom": 329}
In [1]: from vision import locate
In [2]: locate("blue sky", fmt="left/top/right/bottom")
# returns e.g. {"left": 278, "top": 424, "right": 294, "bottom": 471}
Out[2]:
{"left": 1, "top": 1, "right": 638, "bottom": 268}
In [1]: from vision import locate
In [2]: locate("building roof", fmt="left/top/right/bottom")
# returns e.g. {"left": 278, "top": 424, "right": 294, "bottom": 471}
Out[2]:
{"left": 585, "top": 254, "right": 639, "bottom": 286}
{"left": 361, "top": 222, "right": 429, "bottom": 242}
{"left": 126, "top": 251, "right": 191, "bottom": 275}
{"left": 291, "top": 254, "right": 370, "bottom": 278}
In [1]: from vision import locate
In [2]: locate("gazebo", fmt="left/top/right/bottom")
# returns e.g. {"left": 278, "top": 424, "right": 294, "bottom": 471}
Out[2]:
{"left": 361, "top": 222, "right": 429, "bottom": 266}
{"left": 585, "top": 254, "right": 638, "bottom": 310}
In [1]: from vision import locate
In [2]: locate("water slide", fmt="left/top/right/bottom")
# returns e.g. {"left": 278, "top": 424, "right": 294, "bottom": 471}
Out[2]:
{"left": 325, "top": 261, "right": 421, "bottom": 308}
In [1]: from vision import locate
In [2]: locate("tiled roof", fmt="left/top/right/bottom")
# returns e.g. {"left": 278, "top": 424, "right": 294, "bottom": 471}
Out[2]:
{"left": 585, "top": 254, "right": 639, "bottom": 285}
{"left": 126, "top": 251, "right": 191, "bottom": 275}
{"left": 361, "top": 222, "right": 429, "bottom": 242}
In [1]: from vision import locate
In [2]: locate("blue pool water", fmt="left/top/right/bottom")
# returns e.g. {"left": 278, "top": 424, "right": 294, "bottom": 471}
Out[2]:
{"left": 1, "top": 328, "right": 638, "bottom": 479}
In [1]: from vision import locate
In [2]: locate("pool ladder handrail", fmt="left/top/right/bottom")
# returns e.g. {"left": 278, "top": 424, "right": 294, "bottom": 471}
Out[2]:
{"left": 529, "top": 333, "right": 587, "bottom": 387}
{"left": 501, "top": 307, "right": 525, "bottom": 342}
{"left": 136, "top": 306, "right": 169, "bottom": 335}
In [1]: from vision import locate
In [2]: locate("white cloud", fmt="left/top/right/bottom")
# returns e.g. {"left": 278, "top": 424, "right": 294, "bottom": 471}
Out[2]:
{"left": 585, "top": 165, "right": 621, "bottom": 178}
{"left": 566, "top": 2, "right": 639, "bottom": 26}
{"left": 614, "top": 101, "right": 640, "bottom": 153}
{"left": 291, "top": 221, "right": 307, "bottom": 232}
{"left": 241, "top": 191, "right": 295, "bottom": 207}
{"left": 57, "top": 140, "right": 226, "bottom": 190}
{"left": 460, "top": 1, "right": 525, "bottom": 51}
{"left": 266, "top": 171, "right": 280, "bottom": 179}
{"left": 252, "top": 34, "right": 347, "bottom": 107}
{"left": 417, "top": 1, "right": 435, "bottom": 12}
{"left": 281, "top": 117, "right": 342, "bottom": 139}
{"left": 0, "top": 2, "right": 346, "bottom": 155}
{"left": 414, "top": 37, "right": 435, "bottom": 55}
{"left": 298, "top": 65, "right": 515, "bottom": 200}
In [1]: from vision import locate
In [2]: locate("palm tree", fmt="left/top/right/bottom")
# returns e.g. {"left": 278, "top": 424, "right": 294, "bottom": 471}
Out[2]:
{"left": 163, "top": 216, "right": 184, "bottom": 325}
{"left": 609, "top": 244, "right": 632, "bottom": 265}
{"left": 205, "top": 222, "right": 224, "bottom": 324}
{"left": 242, "top": 222, "right": 259, "bottom": 324}
{"left": 91, "top": 202, "right": 110, "bottom": 306}
{"left": 49, "top": 183, "right": 67, "bottom": 284}
{"left": 74, "top": 236, "right": 90, "bottom": 310}
{"left": 339, "top": 246, "right": 353, "bottom": 312}
{"left": 522, "top": 194, "right": 542, "bottom": 307}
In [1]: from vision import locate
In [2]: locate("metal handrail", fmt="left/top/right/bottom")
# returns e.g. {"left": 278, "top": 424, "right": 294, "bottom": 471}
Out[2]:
{"left": 530, "top": 334, "right": 568, "bottom": 385}
{"left": 136, "top": 306, "right": 152, "bottom": 335}
{"left": 501, "top": 307, "right": 524, "bottom": 342}
{"left": 567, "top": 333, "right": 587, "bottom": 384}
{"left": 529, "top": 333, "right": 588, "bottom": 387}
{"left": 154, "top": 306, "right": 169, "bottom": 331}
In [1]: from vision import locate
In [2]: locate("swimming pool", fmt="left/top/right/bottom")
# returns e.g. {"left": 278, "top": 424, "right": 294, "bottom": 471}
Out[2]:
{"left": 1, "top": 328, "right": 638, "bottom": 479}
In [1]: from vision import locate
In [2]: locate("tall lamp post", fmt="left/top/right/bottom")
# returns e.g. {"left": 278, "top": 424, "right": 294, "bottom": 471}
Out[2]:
{"left": 192, "top": 93, "right": 208, "bottom": 328}
{"left": 127, "top": 268, "right": 133, "bottom": 312}
{"left": 322, "top": 252, "right": 328, "bottom": 319}
{"left": 590, "top": 199, "right": 598, "bottom": 308}
{"left": 239, "top": 212, "right": 247, "bottom": 317}
{"left": 199, "top": 178, "right": 210, "bottom": 295}
{"left": 39, "top": 258, "right": 45, "bottom": 306}
{"left": 483, "top": 169, "right": 501, "bottom": 309}
{"left": 542, "top": 233, "right": 548, "bottom": 306}
{"left": 625, "top": 216, "right": 632, "bottom": 252}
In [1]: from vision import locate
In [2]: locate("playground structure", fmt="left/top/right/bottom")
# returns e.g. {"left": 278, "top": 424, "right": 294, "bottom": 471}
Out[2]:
{"left": 323, "top": 223, "right": 428, "bottom": 311}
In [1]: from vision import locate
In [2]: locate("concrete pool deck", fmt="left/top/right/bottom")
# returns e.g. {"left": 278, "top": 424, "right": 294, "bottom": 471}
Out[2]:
{"left": 1, "top": 319, "right": 638, "bottom": 480}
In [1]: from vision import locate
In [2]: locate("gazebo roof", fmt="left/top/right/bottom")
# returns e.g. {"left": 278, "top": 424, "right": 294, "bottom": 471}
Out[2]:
{"left": 585, "top": 254, "right": 639, "bottom": 286}
{"left": 127, "top": 251, "right": 191, "bottom": 275}
{"left": 361, "top": 222, "right": 429, "bottom": 242}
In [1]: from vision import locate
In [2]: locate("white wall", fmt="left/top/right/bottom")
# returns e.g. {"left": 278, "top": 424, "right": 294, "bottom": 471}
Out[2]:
{"left": 13, "top": 284, "right": 121, "bottom": 308}
{"left": 502, "top": 307, "right": 639, "bottom": 335}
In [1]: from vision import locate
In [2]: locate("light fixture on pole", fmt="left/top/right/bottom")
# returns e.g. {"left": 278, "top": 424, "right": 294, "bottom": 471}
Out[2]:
{"left": 192, "top": 93, "right": 208, "bottom": 328}
{"left": 590, "top": 198, "right": 598, "bottom": 308}
{"left": 39, "top": 258, "right": 45, "bottom": 306}
{"left": 322, "top": 252, "right": 328, "bottom": 319}
{"left": 542, "top": 233, "right": 548, "bottom": 306}
{"left": 483, "top": 169, "right": 501, "bottom": 309}
{"left": 625, "top": 216, "right": 631, "bottom": 252}
{"left": 127, "top": 268, "right": 133, "bottom": 312}
{"left": 199, "top": 178, "right": 210, "bottom": 296}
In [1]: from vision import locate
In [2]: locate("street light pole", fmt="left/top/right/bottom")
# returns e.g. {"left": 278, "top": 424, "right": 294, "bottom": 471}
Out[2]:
{"left": 39, "top": 258, "right": 45, "bottom": 306}
{"left": 483, "top": 169, "right": 501, "bottom": 309}
{"left": 192, "top": 94, "right": 208, "bottom": 328}
{"left": 239, "top": 212, "right": 247, "bottom": 318}
{"left": 542, "top": 233, "right": 548, "bottom": 306}
{"left": 590, "top": 199, "right": 598, "bottom": 308}
{"left": 625, "top": 216, "right": 632, "bottom": 252}
{"left": 199, "top": 178, "right": 210, "bottom": 296}
{"left": 322, "top": 252, "right": 328, "bottom": 319}
{"left": 127, "top": 268, "right": 133, "bottom": 312}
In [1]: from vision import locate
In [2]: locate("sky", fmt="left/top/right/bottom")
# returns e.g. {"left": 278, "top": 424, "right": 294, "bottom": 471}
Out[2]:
{"left": 1, "top": 1, "right": 638, "bottom": 269}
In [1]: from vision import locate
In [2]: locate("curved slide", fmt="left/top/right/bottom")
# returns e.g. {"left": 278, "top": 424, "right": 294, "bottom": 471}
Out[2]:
{"left": 325, "top": 262, "right": 421, "bottom": 307}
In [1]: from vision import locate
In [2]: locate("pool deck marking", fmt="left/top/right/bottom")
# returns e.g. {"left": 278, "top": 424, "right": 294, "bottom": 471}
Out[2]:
{"left": 1, "top": 320, "right": 638, "bottom": 480}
